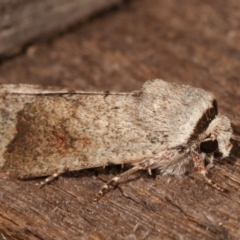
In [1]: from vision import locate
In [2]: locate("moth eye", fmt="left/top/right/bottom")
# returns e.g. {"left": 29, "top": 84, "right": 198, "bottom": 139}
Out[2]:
{"left": 200, "top": 139, "right": 218, "bottom": 153}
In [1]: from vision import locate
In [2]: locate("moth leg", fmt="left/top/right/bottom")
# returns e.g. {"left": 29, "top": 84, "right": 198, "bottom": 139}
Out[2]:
{"left": 94, "top": 166, "right": 140, "bottom": 201}
{"left": 148, "top": 168, "right": 152, "bottom": 175}
{"left": 191, "top": 150, "right": 224, "bottom": 191}
{"left": 206, "top": 154, "right": 214, "bottom": 164}
{"left": 201, "top": 172, "right": 225, "bottom": 192}
{"left": 36, "top": 171, "right": 64, "bottom": 187}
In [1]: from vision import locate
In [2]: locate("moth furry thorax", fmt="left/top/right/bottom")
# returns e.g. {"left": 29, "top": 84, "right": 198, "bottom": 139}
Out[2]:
{"left": 0, "top": 79, "right": 234, "bottom": 197}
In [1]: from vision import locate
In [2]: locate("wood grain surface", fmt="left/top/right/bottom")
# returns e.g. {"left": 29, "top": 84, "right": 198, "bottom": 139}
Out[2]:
{"left": 0, "top": 0, "right": 240, "bottom": 239}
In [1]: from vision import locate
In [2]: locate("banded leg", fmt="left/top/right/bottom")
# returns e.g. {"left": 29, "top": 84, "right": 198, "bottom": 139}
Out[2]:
{"left": 94, "top": 166, "right": 141, "bottom": 201}
{"left": 36, "top": 171, "right": 64, "bottom": 187}
{"left": 191, "top": 150, "right": 225, "bottom": 191}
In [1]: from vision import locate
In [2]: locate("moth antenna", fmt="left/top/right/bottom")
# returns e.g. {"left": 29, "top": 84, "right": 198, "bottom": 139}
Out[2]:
{"left": 94, "top": 166, "right": 140, "bottom": 201}
{"left": 36, "top": 171, "right": 63, "bottom": 187}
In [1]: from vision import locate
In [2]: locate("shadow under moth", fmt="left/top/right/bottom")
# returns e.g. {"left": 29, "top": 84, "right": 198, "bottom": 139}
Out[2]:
{"left": 0, "top": 79, "right": 237, "bottom": 199}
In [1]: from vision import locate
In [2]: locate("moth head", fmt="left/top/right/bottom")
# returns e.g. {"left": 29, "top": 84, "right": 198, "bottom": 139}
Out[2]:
{"left": 199, "top": 115, "right": 232, "bottom": 159}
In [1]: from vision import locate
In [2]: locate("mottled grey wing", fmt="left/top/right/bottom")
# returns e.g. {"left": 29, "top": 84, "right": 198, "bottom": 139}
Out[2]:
{"left": 0, "top": 84, "right": 164, "bottom": 178}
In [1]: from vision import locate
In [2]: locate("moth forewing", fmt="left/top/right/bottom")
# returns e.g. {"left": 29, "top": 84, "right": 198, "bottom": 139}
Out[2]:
{"left": 0, "top": 83, "right": 163, "bottom": 178}
{"left": 0, "top": 79, "right": 233, "bottom": 197}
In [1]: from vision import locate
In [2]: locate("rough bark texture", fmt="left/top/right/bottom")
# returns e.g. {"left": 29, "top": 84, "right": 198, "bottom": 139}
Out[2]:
{"left": 0, "top": 0, "right": 240, "bottom": 239}
{"left": 0, "top": 0, "right": 122, "bottom": 57}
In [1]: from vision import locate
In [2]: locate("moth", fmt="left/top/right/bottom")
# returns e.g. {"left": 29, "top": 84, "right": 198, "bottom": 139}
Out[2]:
{"left": 0, "top": 79, "right": 235, "bottom": 199}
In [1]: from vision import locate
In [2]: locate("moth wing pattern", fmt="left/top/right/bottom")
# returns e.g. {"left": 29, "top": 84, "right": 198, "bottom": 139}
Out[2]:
{"left": 0, "top": 82, "right": 169, "bottom": 178}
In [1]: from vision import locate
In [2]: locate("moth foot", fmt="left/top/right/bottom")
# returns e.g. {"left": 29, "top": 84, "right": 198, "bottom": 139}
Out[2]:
{"left": 200, "top": 171, "right": 226, "bottom": 192}
{"left": 94, "top": 176, "right": 120, "bottom": 201}
{"left": 94, "top": 166, "right": 140, "bottom": 201}
{"left": 36, "top": 172, "right": 62, "bottom": 187}
{"left": 206, "top": 163, "right": 214, "bottom": 170}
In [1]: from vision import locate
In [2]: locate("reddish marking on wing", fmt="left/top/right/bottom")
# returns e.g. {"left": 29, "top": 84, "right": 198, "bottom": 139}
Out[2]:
{"left": 53, "top": 131, "right": 69, "bottom": 150}
{"left": 81, "top": 137, "right": 91, "bottom": 147}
